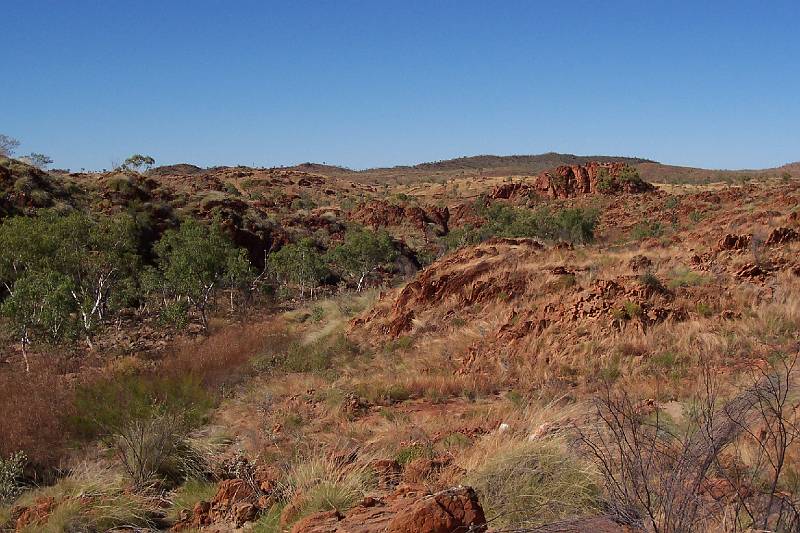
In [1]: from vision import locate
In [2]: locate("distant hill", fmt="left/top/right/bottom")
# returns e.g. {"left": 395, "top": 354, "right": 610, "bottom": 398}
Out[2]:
{"left": 151, "top": 153, "right": 799, "bottom": 186}
{"left": 306, "top": 152, "right": 798, "bottom": 185}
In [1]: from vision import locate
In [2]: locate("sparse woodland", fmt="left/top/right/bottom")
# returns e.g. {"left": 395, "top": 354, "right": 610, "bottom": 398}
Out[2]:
{"left": 2, "top": 153, "right": 800, "bottom": 532}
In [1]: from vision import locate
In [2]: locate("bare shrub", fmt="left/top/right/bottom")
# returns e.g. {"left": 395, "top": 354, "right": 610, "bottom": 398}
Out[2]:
{"left": 0, "top": 367, "right": 73, "bottom": 471}
{"left": 577, "top": 356, "right": 800, "bottom": 532}
{"left": 109, "top": 412, "right": 204, "bottom": 489}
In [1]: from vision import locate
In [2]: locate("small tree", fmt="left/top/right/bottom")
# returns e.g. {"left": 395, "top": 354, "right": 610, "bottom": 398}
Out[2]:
{"left": 53, "top": 213, "right": 140, "bottom": 338}
{"left": 327, "top": 229, "right": 397, "bottom": 291}
{"left": 0, "top": 212, "right": 140, "bottom": 345}
{"left": 19, "top": 153, "right": 53, "bottom": 169}
{"left": 268, "top": 238, "right": 329, "bottom": 299}
{"left": 123, "top": 154, "right": 156, "bottom": 172}
{"left": 149, "top": 220, "right": 252, "bottom": 329}
{"left": 0, "top": 134, "right": 20, "bottom": 157}
{"left": 1, "top": 271, "right": 75, "bottom": 371}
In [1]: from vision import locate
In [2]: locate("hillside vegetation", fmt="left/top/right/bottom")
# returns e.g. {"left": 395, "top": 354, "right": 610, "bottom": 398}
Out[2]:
{"left": 1, "top": 155, "right": 800, "bottom": 532}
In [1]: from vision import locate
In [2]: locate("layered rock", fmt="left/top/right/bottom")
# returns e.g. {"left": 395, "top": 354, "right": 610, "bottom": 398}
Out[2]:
{"left": 290, "top": 485, "right": 486, "bottom": 533}
{"left": 348, "top": 200, "right": 449, "bottom": 236}
{"left": 533, "top": 162, "right": 654, "bottom": 198}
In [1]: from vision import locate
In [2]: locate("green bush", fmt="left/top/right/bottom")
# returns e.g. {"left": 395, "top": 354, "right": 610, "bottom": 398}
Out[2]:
{"left": 255, "top": 334, "right": 359, "bottom": 374}
{"left": 639, "top": 271, "right": 666, "bottom": 293}
{"left": 442, "top": 204, "right": 599, "bottom": 251}
{"left": 146, "top": 219, "right": 253, "bottom": 329}
{"left": 327, "top": 228, "right": 397, "bottom": 292}
{"left": 268, "top": 238, "right": 329, "bottom": 299}
{"left": 596, "top": 165, "right": 645, "bottom": 193}
{"left": 283, "top": 457, "right": 374, "bottom": 525}
{"left": 630, "top": 219, "right": 663, "bottom": 240}
{"left": 394, "top": 444, "right": 428, "bottom": 466}
{"left": 168, "top": 479, "right": 217, "bottom": 523}
{"left": 0, "top": 211, "right": 140, "bottom": 346}
{"left": 251, "top": 505, "right": 284, "bottom": 533}
{"left": 0, "top": 451, "right": 26, "bottom": 504}
{"left": 158, "top": 300, "right": 191, "bottom": 328}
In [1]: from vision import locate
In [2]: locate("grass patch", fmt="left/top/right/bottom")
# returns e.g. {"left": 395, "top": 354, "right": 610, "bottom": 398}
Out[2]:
{"left": 395, "top": 444, "right": 429, "bottom": 466}
{"left": 466, "top": 439, "right": 600, "bottom": 528}
{"left": 630, "top": 219, "right": 663, "bottom": 240}
{"left": 251, "top": 504, "right": 283, "bottom": 532}
{"left": 668, "top": 268, "right": 710, "bottom": 289}
{"left": 168, "top": 478, "right": 217, "bottom": 523}
{"left": 254, "top": 333, "right": 359, "bottom": 374}
{"left": 613, "top": 301, "right": 641, "bottom": 321}
{"left": 353, "top": 382, "right": 411, "bottom": 406}
{"left": 69, "top": 373, "right": 215, "bottom": 440}
{"left": 13, "top": 463, "right": 158, "bottom": 532}
{"left": 282, "top": 456, "right": 375, "bottom": 525}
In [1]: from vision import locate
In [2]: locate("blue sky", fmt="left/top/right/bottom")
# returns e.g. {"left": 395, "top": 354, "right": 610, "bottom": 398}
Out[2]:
{"left": 2, "top": 1, "right": 798, "bottom": 171}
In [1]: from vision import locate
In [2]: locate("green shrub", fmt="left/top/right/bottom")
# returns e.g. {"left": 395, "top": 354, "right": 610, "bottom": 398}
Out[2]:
{"left": 650, "top": 351, "right": 678, "bottom": 369}
{"left": 596, "top": 165, "right": 645, "bottom": 193}
{"left": 442, "top": 204, "right": 599, "bottom": 250}
{"left": 630, "top": 219, "right": 663, "bottom": 240}
{"left": 442, "top": 432, "right": 472, "bottom": 449}
{"left": 159, "top": 300, "right": 190, "bottom": 328}
{"left": 599, "top": 357, "right": 622, "bottom": 383}
{"left": 268, "top": 238, "right": 329, "bottom": 299}
{"left": 0, "top": 451, "right": 26, "bottom": 504}
{"left": 11, "top": 464, "right": 157, "bottom": 531}
{"left": 310, "top": 306, "right": 325, "bottom": 323}
{"left": 613, "top": 301, "right": 641, "bottom": 321}
{"left": 146, "top": 219, "right": 253, "bottom": 329}
{"left": 638, "top": 271, "right": 666, "bottom": 293}
{"left": 111, "top": 413, "right": 206, "bottom": 488}
{"left": 0, "top": 211, "right": 140, "bottom": 345}
{"left": 326, "top": 228, "right": 397, "bottom": 292}
{"left": 251, "top": 504, "right": 284, "bottom": 533}
{"left": 394, "top": 444, "right": 428, "bottom": 466}
{"left": 272, "top": 334, "right": 359, "bottom": 374}
{"left": 696, "top": 302, "right": 713, "bottom": 317}
{"left": 386, "top": 335, "right": 413, "bottom": 352}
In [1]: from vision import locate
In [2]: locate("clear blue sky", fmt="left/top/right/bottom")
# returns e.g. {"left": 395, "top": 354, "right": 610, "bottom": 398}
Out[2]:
{"left": 3, "top": 1, "right": 798, "bottom": 171}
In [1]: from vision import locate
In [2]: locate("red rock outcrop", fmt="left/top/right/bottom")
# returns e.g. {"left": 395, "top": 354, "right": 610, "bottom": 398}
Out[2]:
{"left": 489, "top": 182, "right": 531, "bottom": 200}
{"left": 534, "top": 162, "right": 654, "bottom": 198}
{"left": 765, "top": 226, "right": 799, "bottom": 246}
{"left": 718, "top": 233, "right": 752, "bottom": 251}
{"left": 172, "top": 476, "right": 276, "bottom": 531}
{"left": 12, "top": 497, "right": 55, "bottom": 531}
{"left": 351, "top": 238, "right": 543, "bottom": 337}
{"left": 348, "top": 200, "right": 450, "bottom": 236}
{"left": 351, "top": 239, "right": 689, "bottom": 377}
{"left": 289, "top": 485, "right": 486, "bottom": 533}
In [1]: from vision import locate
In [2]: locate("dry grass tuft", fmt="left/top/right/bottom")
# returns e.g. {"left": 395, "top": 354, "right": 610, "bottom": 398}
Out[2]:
{"left": 460, "top": 399, "right": 599, "bottom": 527}
{"left": 12, "top": 462, "right": 158, "bottom": 532}
{"left": 281, "top": 454, "right": 375, "bottom": 525}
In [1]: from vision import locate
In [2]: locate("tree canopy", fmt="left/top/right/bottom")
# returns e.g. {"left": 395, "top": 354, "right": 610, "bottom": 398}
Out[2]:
{"left": 268, "top": 238, "right": 328, "bottom": 299}
{"left": 145, "top": 219, "right": 252, "bottom": 329}
{"left": 327, "top": 229, "right": 397, "bottom": 291}
{"left": 123, "top": 154, "right": 156, "bottom": 172}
